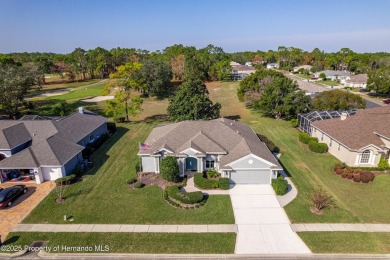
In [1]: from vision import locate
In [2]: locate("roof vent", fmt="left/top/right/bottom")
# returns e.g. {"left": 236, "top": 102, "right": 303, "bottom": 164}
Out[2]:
{"left": 230, "top": 122, "right": 234, "bottom": 126}
{"left": 236, "top": 130, "right": 240, "bottom": 134}
{"left": 340, "top": 112, "right": 348, "bottom": 121}
{"left": 78, "top": 107, "right": 84, "bottom": 114}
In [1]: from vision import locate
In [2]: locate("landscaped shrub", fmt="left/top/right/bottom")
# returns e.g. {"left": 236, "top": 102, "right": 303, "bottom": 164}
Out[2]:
{"left": 353, "top": 174, "right": 361, "bottom": 183}
{"left": 134, "top": 182, "right": 144, "bottom": 189}
{"left": 71, "top": 166, "right": 85, "bottom": 177}
{"left": 335, "top": 169, "right": 343, "bottom": 175}
{"left": 258, "top": 133, "right": 279, "bottom": 153}
{"left": 160, "top": 156, "right": 180, "bottom": 182}
{"left": 311, "top": 189, "right": 335, "bottom": 214}
{"left": 194, "top": 173, "right": 219, "bottom": 189}
{"left": 341, "top": 171, "right": 347, "bottom": 178}
{"left": 107, "top": 122, "right": 117, "bottom": 134}
{"left": 166, "top": 186, "right": 204, "bottom": 204}
{"left": 299, "top": 132, "right": 311, "bottom": 144}
{"left": 55, "top": 174, "right": 76, "bottom": 186}
{"left": 346, "top": 171, "right": 353, "bottom": 179}
{"left": 290, "top": 119, "right": 298, "bottom": 128}
{"left": 272, "top": 176, "right": 289, "bottom": 195}
{"left": 127, "top": 177, "right": 137, "bottom": 185}
{"left": 308, "top": 140, "right": 328, "bottom": 153}
{"left": 378, "top": 156, "right": 390, "bottom": 170}
{"left": 218, "top": 178, "right": 230, "bottom": 190}
{"left": 206, "top": 168, "right": 220, "bottom": 179}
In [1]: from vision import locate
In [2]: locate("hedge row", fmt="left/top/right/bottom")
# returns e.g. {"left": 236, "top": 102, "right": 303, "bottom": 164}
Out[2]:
{"left": 299, "top": 132, "right": 318, "bottom": 144}
{"left": 308, "top": 140, "right": 328, "bottom": 153}
{"left": 271, "top": 176, "right": 288, "bottom": 195}
{"left": 333, "top": 164, "right": 375, "bottom": 183}
{"left": 163, "top": 188, "right": 207, "bottom": 209}
{"left": 166, "top": 186, "right": 204, "bottom": 204}
{"left": 194, "top": 173, "right": 230, "bottom": 189}
{"left": 55, "top": 174, "right": 76, "bottom": 186}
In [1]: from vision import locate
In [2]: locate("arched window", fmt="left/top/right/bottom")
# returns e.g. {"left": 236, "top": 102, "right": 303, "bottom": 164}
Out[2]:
{"left": 360, "top": 150, "right": 371, "bottom": 164}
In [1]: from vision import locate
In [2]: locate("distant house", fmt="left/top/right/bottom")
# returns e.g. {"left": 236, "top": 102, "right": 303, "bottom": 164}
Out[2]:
{"left": 245, "top": 62, "right": 253, "bottom": 67}
{"left": 310, "top": 107, "right": 390, "bottom": 167}
{"left": 344, "top": 74, "right": 368, "bottom": 88}
{"left": 266, "top": 63, "right": 279, "bottom": 69}
{"left": 0, "top": 108, "right": 107, "bottom": 184}
{"left": 138, "top": 119, "right": 282, "bottom": 184}
{"left": 314, "top": 70, "right": 351, "bottom": 82}
{"left": 293, "top": 65, "right": 312, "bottom": 73}
{"left": 230, "top": 61, "right": 241, "bottom": 67}
{"left": 230, "top": 65, "right": 256, "bottom": 80}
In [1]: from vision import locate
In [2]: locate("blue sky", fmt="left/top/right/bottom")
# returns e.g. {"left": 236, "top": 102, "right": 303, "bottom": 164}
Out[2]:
{"left": 1, "top": 0, "right": 390, "bottom": 53}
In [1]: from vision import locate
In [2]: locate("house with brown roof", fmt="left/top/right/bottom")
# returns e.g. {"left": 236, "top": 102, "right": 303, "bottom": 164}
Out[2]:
{"left": 344, "top": 74, "right": 368, "bottom": 88}
{"left": 310, "top": 107, "right": 390, "bottom": 167}
{"left": 0, "top": 108, "right": 107, "bottom": 184}
{"left": 138, "top": 118, "right": 282, "bottom": 184}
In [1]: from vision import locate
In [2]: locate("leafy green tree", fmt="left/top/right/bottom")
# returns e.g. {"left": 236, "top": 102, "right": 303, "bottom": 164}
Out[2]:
{"left": 209, "top": 60, "right": 232, "bottom": 81}
{"left": 167, "top": 76, "right": 221, "bottom": 121}
{"left": 0, "top": 64, "right": 38, "bottom": 118}
{"left": 52, "top": 101, "right": 72, "bottom": 116}
{"left": 105, "top": 62, "right": 144, "bottom": 121}
{"left": 160, "top": 156, "right": 180, "bottom": 182}
{"left": 257, "top": 77, "right": 311, "bottom": 120}
{"left": 367, "top": 67, "right": 390, "bottom": 95}
{"left": 138, "top": 58, "right": 171, "bottom": 96}
{"left": 312, "top": 90, "right": 366, "bottom": 110}
{"left": 104, "top": 96, "right": 143, "bottom": 119}
{"left": 319, "top": 73, "right": 326, "bottom": 80}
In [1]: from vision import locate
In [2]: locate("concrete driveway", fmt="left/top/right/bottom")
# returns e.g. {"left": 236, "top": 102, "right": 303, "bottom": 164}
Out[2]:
{"left": 230, "top": 185, "right": 311, "bottom": 254}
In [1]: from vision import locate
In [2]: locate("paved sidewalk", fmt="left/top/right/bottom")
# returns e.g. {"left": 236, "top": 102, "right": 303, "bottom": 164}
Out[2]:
{"left": 12, "top": 224, "right": 237, "bottom": 233}
{"left": 292, "top": 223, "right": 390, "bottom": 232}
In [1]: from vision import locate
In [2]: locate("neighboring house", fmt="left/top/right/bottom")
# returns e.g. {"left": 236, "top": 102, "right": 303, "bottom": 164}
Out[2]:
{"left": 138, "top": 118, "right": 282, "bottom": 184}
{"left": 344, "top": 74, "right": 368, "bottom": 88}
{"left": 230, "top": 61, "right": 241, "bottom": 67}
{"left": 314, "top": 70, "right": 351, "bottom": 82}
{"left": 286, "top": 74, "right": 329, "bottom": 96}
{"left": 245, "top": 62, "right": 253, "bottom": 66}
{"left": 293, "top": 65, "right": 312, "bottom": 73}
{"left": 310, "top": 107, "right": 390, "bottom": 167}
{"left": 0, "top": 107, "right": 107, "bottom": 184}
{"left": 231, "top": 65, "right": 256, "bottom": 80}
{"left": 266, "top": 63, "right": 279, "bottom": 69}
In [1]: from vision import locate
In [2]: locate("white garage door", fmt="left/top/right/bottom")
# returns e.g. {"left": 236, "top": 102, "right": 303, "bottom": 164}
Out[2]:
{"left": 230, "top": 170, "right": 271, "bottom": 184}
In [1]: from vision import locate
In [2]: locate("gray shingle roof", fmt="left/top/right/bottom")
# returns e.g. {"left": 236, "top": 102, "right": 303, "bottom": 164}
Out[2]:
{"left": 0, "top": 109, "right": 106, "bottom": 169}
{"left": 0, "top": 123, "right": 31, "bottom": 150}
{"left": 139, "top": 118, "right": 281, "bottom": 168}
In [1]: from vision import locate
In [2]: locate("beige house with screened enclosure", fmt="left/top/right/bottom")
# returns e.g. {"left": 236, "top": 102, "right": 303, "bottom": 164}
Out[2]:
{"left": 310, "top": 107, "right": 390, "bottom": 167}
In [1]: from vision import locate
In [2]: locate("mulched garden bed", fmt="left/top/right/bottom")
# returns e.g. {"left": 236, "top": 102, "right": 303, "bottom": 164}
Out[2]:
{"left": 128, "top": 172, "right": 184, "bottom": 190}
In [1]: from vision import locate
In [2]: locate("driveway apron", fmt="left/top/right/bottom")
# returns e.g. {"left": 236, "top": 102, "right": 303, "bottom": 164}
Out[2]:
{"left": 230, "top": 184, "right": 311, "bottom": 254}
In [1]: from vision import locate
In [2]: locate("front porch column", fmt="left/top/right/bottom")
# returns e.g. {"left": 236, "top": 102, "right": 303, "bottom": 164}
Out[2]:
{"left": 198, "top": 157, "right": 203, "bottom": 173}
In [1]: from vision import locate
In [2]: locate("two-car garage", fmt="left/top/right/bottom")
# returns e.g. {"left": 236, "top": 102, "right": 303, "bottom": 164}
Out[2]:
{"left": 230, "top": 170, "right": 271, "bottom": 184}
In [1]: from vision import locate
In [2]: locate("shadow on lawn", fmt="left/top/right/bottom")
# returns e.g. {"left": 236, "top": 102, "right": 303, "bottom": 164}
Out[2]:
{"left": 84, "top": 126, "right": 129, "bottom": 177}
{"left": 3, "top": 235, "right": 19, "bottom": 245}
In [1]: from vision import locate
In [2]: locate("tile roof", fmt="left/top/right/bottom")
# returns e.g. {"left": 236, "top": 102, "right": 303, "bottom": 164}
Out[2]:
{"left": 139, "top": 118, "right": 281, "bottom": 168}
{"left": 312, "top": 106, "right": 390, "bottom": 150}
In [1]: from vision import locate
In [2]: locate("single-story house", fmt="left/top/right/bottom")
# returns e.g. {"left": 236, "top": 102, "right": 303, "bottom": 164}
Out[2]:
{"left": 311, "top": 107, "right": 390, "bottom": 167}
{"left": 314, "top": 70, "right": 351, "bottom": 82}
{"left": 266, "top": 63, "right": 279, "bottom": 69}
{"left": 138, "top": 118, "right": 283, "bottom": 184}
{"left": 293, "top": 65, "right": 313, "bottom": 73}
{"left": 0, "top": 107, "right": 107, "bottom": 184}
{"left": 344, "top": 74, "right": 368, "bottom": 88}
{"left": 231, "top": 65, "right": 256, "bottom": 80}
{"left": 230, "top": 61, "right": 241, "bottom": 67}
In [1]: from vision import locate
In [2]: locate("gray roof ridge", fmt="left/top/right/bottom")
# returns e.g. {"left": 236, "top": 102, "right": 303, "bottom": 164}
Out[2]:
{"left": 193, "top": 130, "right": 227, "bottom": 152}
{"left": 27, "top": 147, "right": 41, "bottom": 167}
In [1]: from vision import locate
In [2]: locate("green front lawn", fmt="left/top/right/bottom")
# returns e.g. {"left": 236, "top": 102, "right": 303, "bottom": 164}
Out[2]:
{"left": 207, "top": 81, "right": 390, "bottom": 223}
{"left": 299, "top": 232, "right": 390, "bottom": 254}
{"left": 4, "top": 232, "right": 236, "bottom": 254}
{"left": 23, "top": 123, "right": 234, "bottom": 224}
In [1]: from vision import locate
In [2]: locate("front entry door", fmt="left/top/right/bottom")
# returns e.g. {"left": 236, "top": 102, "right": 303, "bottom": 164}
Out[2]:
{"left": 185, "top": 157, "right": 198, "bottom": 171}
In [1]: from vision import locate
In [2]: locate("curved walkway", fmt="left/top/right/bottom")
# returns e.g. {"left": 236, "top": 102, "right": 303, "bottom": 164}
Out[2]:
{"left": 276, "top": 170, "right": 298, "bottom": 207}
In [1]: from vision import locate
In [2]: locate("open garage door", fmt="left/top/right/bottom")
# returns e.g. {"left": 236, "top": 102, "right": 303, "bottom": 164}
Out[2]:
{"left": 230, "top": 170, "right": 271, "bottom": 184}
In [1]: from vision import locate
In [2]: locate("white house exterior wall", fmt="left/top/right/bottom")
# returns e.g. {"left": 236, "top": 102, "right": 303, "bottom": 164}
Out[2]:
{"left": 311, "top": 127, "right": 381, "bottom": 167}
{"left": 41, "top": 167, "right": 63, "bottom": 181}
{"left": 141, "top": 156, "right": 156, "bottom": 172}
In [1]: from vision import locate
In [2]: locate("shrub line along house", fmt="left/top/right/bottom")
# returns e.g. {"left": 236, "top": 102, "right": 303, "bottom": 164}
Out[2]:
{"left": 138, "top": 118, "right": 282, "bottom": 184}
{"left": 310, "top": 107, "right": 390, "bottom": 167}
{"left": 0, "top": 108, "right": 107, "bottom": 184}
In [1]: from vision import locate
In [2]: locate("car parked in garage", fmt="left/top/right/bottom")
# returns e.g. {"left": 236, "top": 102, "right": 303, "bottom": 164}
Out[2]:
{"left": 0, "top": 185, "right": 28, "bottom": 208}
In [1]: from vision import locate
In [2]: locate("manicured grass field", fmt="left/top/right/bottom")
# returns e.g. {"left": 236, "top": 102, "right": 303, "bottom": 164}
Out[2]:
{"left": 23, "top": 123, "right": 234, "bottom": 224}
{"left": 298, "top": 232, "right": 390, "bottom": 254}
{"left": 4, "top": 232, "right": 236, "bottom": 254}
{"left": 207, "top": 81, "right": 390, "bottom": 223}
{"left": 46, "top": 83, "right": 106, "bottom": 101}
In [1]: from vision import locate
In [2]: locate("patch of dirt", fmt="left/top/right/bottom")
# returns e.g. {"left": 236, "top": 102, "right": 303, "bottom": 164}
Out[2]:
{"left": 132, "top": 173, "right": 179, "bottom": 190}
{"left": 310, "top": 207, "right": 323, "bottom": 215}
